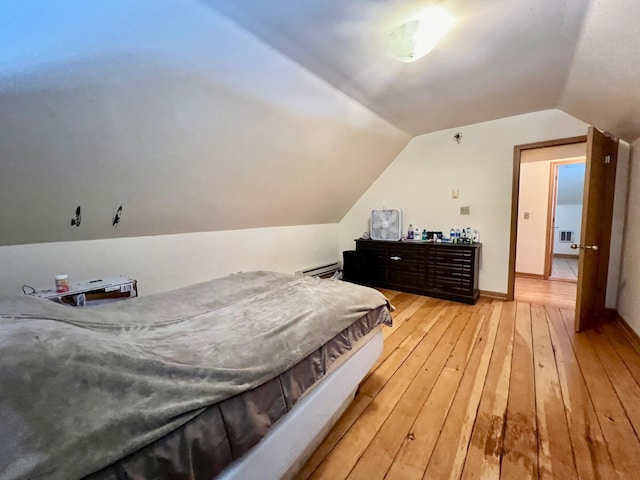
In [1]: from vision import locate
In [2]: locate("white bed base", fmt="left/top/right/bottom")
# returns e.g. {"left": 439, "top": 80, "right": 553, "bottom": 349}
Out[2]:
{"left": 218, "top": 327, "right": 384, "bottom": 480}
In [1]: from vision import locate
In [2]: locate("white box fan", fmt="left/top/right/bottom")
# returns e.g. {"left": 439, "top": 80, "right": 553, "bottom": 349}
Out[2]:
{"left": 370, "top": 209, "right": 402, "bottom": 241}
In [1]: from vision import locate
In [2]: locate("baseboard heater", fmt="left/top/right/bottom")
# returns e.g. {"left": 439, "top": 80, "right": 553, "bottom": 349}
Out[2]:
{"left": 295, "top": 262, "right": 341, "bottom": 278}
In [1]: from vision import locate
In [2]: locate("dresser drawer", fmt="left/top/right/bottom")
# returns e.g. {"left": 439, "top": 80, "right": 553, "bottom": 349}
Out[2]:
{"left": 354, "top": 239, "right": 481, "bottom": 304}
{"left": 387, "top": 270, "right": 425, "bottom": 290}
{"left": 387, "top": 244, "right": 426, "bottom": 273}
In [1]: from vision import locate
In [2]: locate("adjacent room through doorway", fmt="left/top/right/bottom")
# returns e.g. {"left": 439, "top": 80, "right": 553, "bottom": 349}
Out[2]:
{"left": 549, "top": 162, "right": 585, "bottom": 281}
{"left": 513, "top": 139, "right": 586, "bottom": 306}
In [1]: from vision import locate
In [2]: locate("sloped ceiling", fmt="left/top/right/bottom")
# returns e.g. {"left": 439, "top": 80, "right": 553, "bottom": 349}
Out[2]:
{"left": 2, "top": 0, "right": 638, "bottom": 246}
{"left": 207, "top": 0, "right": 640, "bottom": 143}
{"left": 560, "top": 0, "right": 640, "bottom": 142}
{"left": 0, "top": 1, "right": 409, "bottom": 246}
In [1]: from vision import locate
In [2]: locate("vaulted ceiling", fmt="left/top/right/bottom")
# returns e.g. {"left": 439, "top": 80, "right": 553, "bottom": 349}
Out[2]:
{"left": 206, "top": 0, "right": 640, "bottom": 142}
{"left": 1, "top": 0, "right": 638, "bottom": 246}
{"left": 0, "top": 0, "right": 409, "bottom": 245}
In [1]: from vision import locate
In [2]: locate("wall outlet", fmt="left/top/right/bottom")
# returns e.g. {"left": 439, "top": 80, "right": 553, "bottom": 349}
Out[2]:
{"left": 460, "top": 206, "right": 470, "bottom": 215}
{"left": 524, "top": 212, "right": 530, "bottom": 219}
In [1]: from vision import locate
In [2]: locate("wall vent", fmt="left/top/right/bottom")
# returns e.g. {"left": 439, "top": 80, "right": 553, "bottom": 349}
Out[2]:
{"left": 558, "top": 230, "right": 575, "bottom": 243}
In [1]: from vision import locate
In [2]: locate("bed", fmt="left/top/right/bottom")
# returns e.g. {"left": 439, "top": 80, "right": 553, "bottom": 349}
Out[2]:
{"left": 0, "top": 271, "right": 392, "bottom": 480}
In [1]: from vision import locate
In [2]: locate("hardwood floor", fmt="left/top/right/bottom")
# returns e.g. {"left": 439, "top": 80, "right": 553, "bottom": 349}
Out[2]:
{"left": 550, "top": 255, "right": 579, "bottom": 282}
{"left": 296, "top": 291, "right": 640, "bottom": 480}
{"left": 515, "top": 276, "right": 577, "bottom": 309}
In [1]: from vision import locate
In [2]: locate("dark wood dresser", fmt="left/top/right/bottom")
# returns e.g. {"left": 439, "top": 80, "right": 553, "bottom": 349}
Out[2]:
{"left": 354, "top": 239, "right": 481, "bottom": 304}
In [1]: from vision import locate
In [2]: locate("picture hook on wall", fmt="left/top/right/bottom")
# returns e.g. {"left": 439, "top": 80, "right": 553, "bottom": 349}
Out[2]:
{"left": 70, "top": 205, "right": 82, "bottom": 227}
{"left": 112, "top": 205, "right": 123, "bottom": 227}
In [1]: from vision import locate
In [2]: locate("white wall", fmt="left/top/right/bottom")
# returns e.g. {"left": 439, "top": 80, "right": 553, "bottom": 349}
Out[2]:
{"left": 0, "top": 0, "right": 409, "bottom": 246}
{"left": 556, "top": 163, "right": 586, "bottom": 204}
{"left": 553, "top": 204, "right": 582, "bottom": 255}
{"left": 605, "top": 141, "right": 630, "bottom": 309}
{"left": 516, "top": 160, "right": 553, "bottom": 275}
{"left": 617, "top": 139, "right": 640, "bottom": 333}
{"left": 339, "top": 110, "right": 589, "bottom": 294}
{"left": 0, "top": 224, "right": 338, "bottom": 296}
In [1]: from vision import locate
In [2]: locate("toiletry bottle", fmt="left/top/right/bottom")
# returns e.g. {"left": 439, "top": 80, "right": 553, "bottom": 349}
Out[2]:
{"left": 407, "top": 224, "right": 414, "bottom": 240}
{"left": 461, "top": 228, "right": 467, "bottom": 240}
{"left": 415, "top": 227, "right": 420, "bottom": 241}
{"left": 449, "top": 228, "right": 455, "bottom": 243}
{"left": 422, "top": 229, "right": 428, "bottom": 241}
{"left": 456, "top": 228, "right": 461, "bottom": 243}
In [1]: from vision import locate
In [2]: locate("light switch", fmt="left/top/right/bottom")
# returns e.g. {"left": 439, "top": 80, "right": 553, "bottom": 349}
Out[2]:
{"left": 524, "top": 212, "right": 530, "bottom": 219}
{"left": 460, "top": 206, "right": 470, "bottom": 215}
{"left": 451, "top": 188, "right": 459, "bottom": 199}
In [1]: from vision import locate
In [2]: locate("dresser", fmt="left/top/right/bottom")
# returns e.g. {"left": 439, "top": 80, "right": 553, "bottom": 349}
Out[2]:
{"left": 354, "top": 239, "right": 481, "bottom": 304}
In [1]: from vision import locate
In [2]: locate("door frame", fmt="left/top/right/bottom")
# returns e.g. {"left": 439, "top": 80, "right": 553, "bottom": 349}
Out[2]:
{"left": 507, "top": 135, "right": 587, "bottom": 301}
{"left": 544, "top": 158, "right": 586, "bottom": 281}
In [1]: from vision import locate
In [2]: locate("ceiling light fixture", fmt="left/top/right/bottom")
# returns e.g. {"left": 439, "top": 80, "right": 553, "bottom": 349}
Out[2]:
{"left": 386, "top": 7, "right": 454, "bottom": 63}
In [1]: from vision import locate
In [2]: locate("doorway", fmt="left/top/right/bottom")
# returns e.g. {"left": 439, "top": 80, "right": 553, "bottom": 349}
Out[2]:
{"left": 512, "top": 139, "right": 586, "bottom": 300}
{"left": 508, "top": 135, "right": 587, "bottom": 305}
{"left": 508, "top": 129, "right": 619, "bottom": 330}
{"left": 548, "top": 160, "right": 586, "bottom": 282}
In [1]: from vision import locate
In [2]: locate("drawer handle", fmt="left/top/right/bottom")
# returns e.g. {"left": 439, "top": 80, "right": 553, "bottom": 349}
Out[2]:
{"left": 390, "top": 256, "right": 401, "bottom": 261}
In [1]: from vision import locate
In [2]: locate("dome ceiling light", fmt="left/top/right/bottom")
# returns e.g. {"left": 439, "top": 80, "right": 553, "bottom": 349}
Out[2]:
{"left": 386, "top": 7, "right": 454, "bottom": 63}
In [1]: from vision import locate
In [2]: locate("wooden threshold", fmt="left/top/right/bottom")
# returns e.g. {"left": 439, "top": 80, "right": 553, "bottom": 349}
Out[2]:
{"left": 515, "top": 272, "right": 545, "bottom": 280}
{"left": 547, "top": 277, "right": 578, "bottom": 284}
{"left": 296, "top": 290, "right": 640, "bottom": 480}
{"left": 554, "top": 253, "right": 580, "bottom": 259}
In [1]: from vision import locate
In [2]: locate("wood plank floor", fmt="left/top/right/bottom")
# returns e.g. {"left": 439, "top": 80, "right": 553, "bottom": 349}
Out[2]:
{"left": 296, "top": 291, "right": 640, "bottom": 480}
{"left": 550, "top": 256, "right": 579, "bottom": 282}
{"left": 515, "top": 277, "right": 577, "bottom": 309}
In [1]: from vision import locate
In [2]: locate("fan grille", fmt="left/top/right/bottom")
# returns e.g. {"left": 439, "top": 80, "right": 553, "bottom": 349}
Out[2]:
{"left": 370, "top": 209, "right": 402, "bottom": 241}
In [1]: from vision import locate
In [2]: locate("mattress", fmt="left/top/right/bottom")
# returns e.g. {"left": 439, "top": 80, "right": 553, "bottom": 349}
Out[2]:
{"left": 221, "top": 328, "right": 384, "bottom": 480}
{"left": 86, "top": 307, "right": 388, "bottom": 480}
{"left": 0, "top": 271, "right": 392, "bottom": 480}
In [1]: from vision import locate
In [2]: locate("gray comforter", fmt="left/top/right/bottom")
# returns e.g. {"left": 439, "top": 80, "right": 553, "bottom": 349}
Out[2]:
{"left": 0, "top": 271, "right": 391, "bottom": 480}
